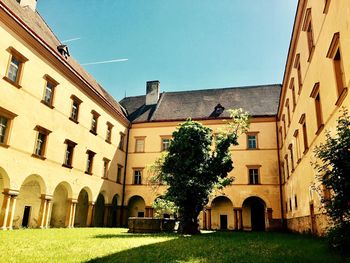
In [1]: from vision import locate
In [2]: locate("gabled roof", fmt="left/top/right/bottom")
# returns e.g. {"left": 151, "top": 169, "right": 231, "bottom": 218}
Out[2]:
{"left": 1, "top": 0, "right": 126, "bottom": 121}
{"left": 120, "top": 84, "right": 281, "bottom": 123}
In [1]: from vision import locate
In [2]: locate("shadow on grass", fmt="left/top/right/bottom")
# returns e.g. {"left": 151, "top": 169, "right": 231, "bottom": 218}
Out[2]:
{"left": 94, "top": 233, "right": 178, "bottom": 239}
{"left": 86, "top": 232, "right": 348, "bottom": 263}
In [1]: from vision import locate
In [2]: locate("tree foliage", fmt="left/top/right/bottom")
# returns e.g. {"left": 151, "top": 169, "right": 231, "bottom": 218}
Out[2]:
{"left": 152, "top": 109, "right": 249, "bottom": 234}
{"left": 313, "top": 108, "right": 350, "bottom": 253}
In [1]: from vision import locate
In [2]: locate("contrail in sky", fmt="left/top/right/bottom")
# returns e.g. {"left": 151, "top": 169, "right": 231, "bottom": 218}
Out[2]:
{"left": 61, "top": 37, "right": 81, "bottom": 43}
{"left": 82, "top": 59, "right": 129, "bottom": 66}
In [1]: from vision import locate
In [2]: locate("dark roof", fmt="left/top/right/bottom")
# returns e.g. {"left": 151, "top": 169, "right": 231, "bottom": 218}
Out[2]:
{"left": 120, "top": 84, "right": 281, "bottom": 123}
{"left": 1, "top": 0, "right": 125, "bottom": 119}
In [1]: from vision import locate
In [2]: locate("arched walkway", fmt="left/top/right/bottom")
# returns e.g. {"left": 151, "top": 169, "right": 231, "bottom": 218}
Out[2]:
{"left": 242, "top": 196, "right": 266, "bottom": 231}
{"left": 74, "top": 188, "right": 90, "bottom": 227}
{"left": 211, "top": 196, "right": 233, "bottom": 230}
{"left": 14, "top": 175, "right": 46, "bottom": 228}
{"left": 50, "top": 182, "right": 72, "bottom": 228}
{"left": 93, "top": 193, "right": 105, "bottom": 227}
{"left": 111, "top": 194, "right": 118, "bottom": 227}
{"left": 127, "top": 195, "right": 145, "bottom": 218}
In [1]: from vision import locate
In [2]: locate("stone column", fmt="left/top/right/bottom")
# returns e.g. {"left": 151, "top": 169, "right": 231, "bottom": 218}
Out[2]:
{"left": 65, "top": 200, "right": 73, "bottom": 228}
{"left": 0, "top": 193, "right": 11, "bottom": 230}
{"left": 234, "top": 208, "right": 238, "bottom": 230}
{"left": 44, "top": 199, "right": 52, "bottom": 228}
{"left": 238, "top": 208, "right": 243, "bottom": 230}
{"left": 207, "top": 208, "right": 211, "bottom": 230}
{"left": 39, "top": 196, "right": 48, "bottom": 229}
{"left": 86, "top": 202, "right": 95, "bottom": 227}
{"left": 103, "top": 205, "right": 111, "bottom": 227}
{"left": 7, "top": 195, "right": 17, "bottom": 230}
{"left": 70, "top": 200, "right": 77, "bottom": 228}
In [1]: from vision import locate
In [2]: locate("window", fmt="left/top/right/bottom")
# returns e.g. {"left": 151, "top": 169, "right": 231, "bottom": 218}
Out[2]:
{"left": 293, "top": 130, "right": 301, "bottom": 163}
{"left": 294, "top": 54, "right": 302, "bottom": 94}
{"left": 0, "top": 107, "right": 17, "bottom": 147}
{"left": 303, "top": 8, "right": 315, "bottom": 61}
{"left": 63, "top": 139, "right": 77, "bottom": 168}
{"left": 41, "top": 75, "right": 58, "bottom": 108}
{"left": 119, "top": 133, "right": 125, "bottom": 151}
{"left": 282, "top": 115, "right": 286, "bottom": 138}
{"left": 279, "top": 127, "right": 283, "bottom": 146}
{"left": 247, "top": 133, "right": 258, "bottom": 149}
{"left": 33, "top": 126, "right": 51, "bottom": 159}
{"left": 4, "top": 47, "right": 28, "bottom": 88}
{"left": 161, "top": 137, "right": 171, "bottom": 151}
{"left": 285, "top": 155, "right": 290, "bottom": 179}
{"left": 85, "top": 150, "right": 96, "bottom": 175}
{"left": 299, "top": 114, "right": 309, "bottom": 153}
{"left": 288, "top": 144, "right": 294, "bottom": 172}
{"left": 133, "top": 169, "right": 142, "bottom": 185}
{"left": 248, "top": 167, "right": 260, "bottom": 185}
{"left": 117, "top": 165, "right": 123, "bottom": 183}
{"left": 295, "top": 195, "right": 298, "bottom": 209}
{"left": 69, "top": 95, "right": 82, "bottom": 123}
{"left": 327, "top": 33, "right": 347, "bottom": 105}
{"left": 285, "top": 99, "right": 291, "bottom": 126}
{"left": 310, "top": 82, "right": 324, "bottom": 133}
{"left": 135, "top": 137, "right": 145, "bottom": 152}
{"left": 106, "top": 122, "right": 113, "bottom": 143}
{"left": 90, "top": 110, "right": 100, "bottom": 135}
{"left": 324, "top": 0, "right": 331, "bottom": 14}
{"left": 102, "top": 158, "right": 110, "bottom": 178}
{"left": 289, "top": 198, "right": 292, "bottom": 211}
{"left": 289, "top": 78, "right": 297, "bottom": 111}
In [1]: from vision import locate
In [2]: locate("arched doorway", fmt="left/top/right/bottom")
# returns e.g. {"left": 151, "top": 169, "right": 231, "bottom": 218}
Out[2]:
{"left": 15, "top": 175, "right": 46, "bottom": 228}
{"left": 111, "top": 194, "right": 118, "bottom": 227}
{"left": 93, "top": 193, "right": 105, "bottom": 227}
{"left": 50, "top": 182, "right": 72, "bottom": 228}
{"left": 74, "top": 188, "right": 90, "bottom": 227}
{"left": 127, "top": 195, "right": 145, "bottom": 218}
{"left": 242, "top": 196, "right": 266, "bottom": 231}
{"left": 211, "top": 196, "right": 233, "bottom": 230}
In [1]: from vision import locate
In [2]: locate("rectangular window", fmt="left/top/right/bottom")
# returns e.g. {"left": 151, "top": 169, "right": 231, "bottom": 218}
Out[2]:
{"left": 119, "top": 133, "right": 125, "bottom": 151}
{"left": 135, "top": 137, "right": 145, "bottom": 152}
{"left": 285, "top": 155, "right": 290, "bottom": 179}
{"left": 0, "top": 107, "right": 17, "bottom": 147}
{"left": 293, "top": 130, "right": 301, "bottom": 163}
{"left": 288, "top": 144, "right": 294, "bottom": 172}
{"left": 285, "top": 99, "right": 291, "bottom": 126}
{"left": 294, "top": 54, "right": 302, "bottom": 94}
{"left": 310, "top": 83, "right": 324, "bottom": 133}
{"left": 327, "top": 33, "right": 347, "bottom": 105}
{"left": 289, "top": 198, "right": 292, "bottom": 211}
{"left": 106, "top": 122, "right": 113, "bottom": 143}
{"left": 41, "top": 75, "right": 58, "bottom": 108}
{"left": 161, "top": 137, "right": 171, "bottom": 151}
{"left": 70, "top": 95, "right": 82, "bottom": 123}
{"left": 303, "top": 8, "right": 315, "bottom": 61}
{"left": 103, "top": 158, "right": 110, "bottom": 178}
{"left": 90, "top": 110, "right": 100, "bottom": 135}
{"left": 33, "top": 126, "right": 51, "bottom": 159}
{"left": 4, "top": 47, "right": 28, "bottom": 87}
{"left": 117, "top": 165, "right": 123, "bottom": 183}
{"left": 282, "top": 115, "right": 286, "bottom": 138}
{"left": 248, "top": 168, "right": 259, "bottom": 185}
{"left": 134, "top": 169, "right": 142, "bottom": 185}
{"left": 324, "top": 0, "right": 331, "bottom": 14}
{"left": 0, "top": 117, "right": 8, "bottom": 144}
{"left": 63, "top": 139, "right": 77, "bottom": 168}
{"left": 290, "top": 78, "right": 297, "bottom": 111}
{"left": 85, "top": 150, "right": 96, "bottom": 175}
{"left": 247, "top": 133, "right": 258, "bottom": 149}
{"left": 299, "top": 114, "right": 308, "bottom": 154}
{"left": 295, "top": 195, "right": 298, "bottom": 209}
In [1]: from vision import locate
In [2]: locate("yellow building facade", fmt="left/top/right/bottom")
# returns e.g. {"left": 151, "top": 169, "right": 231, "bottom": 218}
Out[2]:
{"left": 0, "top": 0, "right": 348, "bottom": 234}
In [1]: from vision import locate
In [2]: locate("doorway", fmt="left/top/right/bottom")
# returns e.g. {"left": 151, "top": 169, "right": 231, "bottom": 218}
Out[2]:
{"left": 220, "top": 215, "right": 228, "bottom": 230}
{"left": 22, "top": 206, "right": 31, "bottom": 227}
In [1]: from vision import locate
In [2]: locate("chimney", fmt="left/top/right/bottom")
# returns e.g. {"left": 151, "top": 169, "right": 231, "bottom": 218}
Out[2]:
{"left": 146, "top": 81, "right": 160, "bottom": 105}
{"left": 18, "top": 0, "right": 37, "bottom": 11}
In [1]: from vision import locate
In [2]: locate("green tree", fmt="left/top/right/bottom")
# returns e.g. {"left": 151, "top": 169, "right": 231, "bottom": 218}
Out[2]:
{"left": 152, "top": 109, "right": 249, "bottom": 234}
{"left": 313, "top": 108, "right": 350, "bottom": 253}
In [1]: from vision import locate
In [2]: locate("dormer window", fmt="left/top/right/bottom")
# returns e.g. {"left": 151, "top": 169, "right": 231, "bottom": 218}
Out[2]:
{"left": 210, "top": 104, "right": 225, "bottom": 118}
{"left": 57, "top": 45, "right": 70, "bottom": 59}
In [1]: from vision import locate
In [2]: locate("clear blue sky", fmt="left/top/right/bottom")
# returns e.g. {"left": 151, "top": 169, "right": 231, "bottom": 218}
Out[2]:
{"left": 37, "top": 0, "right": 298, "bottom": 100}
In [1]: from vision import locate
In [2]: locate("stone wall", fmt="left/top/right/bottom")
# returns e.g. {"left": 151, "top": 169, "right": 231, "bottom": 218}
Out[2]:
{"left": 286, "top": 213, "right": 328, "bottom": 236}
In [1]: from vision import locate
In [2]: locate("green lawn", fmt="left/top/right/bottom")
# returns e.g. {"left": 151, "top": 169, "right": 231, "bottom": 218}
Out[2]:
{"left": 0, "top": 228, "right": 348, "bottom": 263}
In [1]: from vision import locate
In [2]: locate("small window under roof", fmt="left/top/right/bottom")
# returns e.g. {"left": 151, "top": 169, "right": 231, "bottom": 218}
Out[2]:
{"left": 57, "top": 45, "right": 70, "bottom": 59}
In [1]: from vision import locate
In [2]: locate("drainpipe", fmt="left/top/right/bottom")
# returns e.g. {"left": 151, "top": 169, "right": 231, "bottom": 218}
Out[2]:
{"left": 120, "top": 123, "right": 131, "bottom": 227}
{"left": 275, "top": 119, "right": 285, "bottom": 230}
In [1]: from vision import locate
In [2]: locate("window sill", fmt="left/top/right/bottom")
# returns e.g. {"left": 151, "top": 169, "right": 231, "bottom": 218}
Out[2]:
{"left": 315, "top": 124, "right": 325, "bottom": 135}
{"left": 31, "top": 154, "right": 46, "bottom": 160}
{"left": 0, "top": 143, "right": 9, "bottom": 148}
{"left": 69, "top": 117, "right": 79, "bottom": 124}
{"left": 89, "top": 130, "right": 97, "bottom": 136}
{"left": 85, "top": 171, "right": 93, "bottom": 175}
{"left": 3, "top": 76, "right": 21, "bottom": 89}
{"left": 335, "top": 87, "right": 348, "bottom": 107}
{"left": 248, "top": 183, "right": 261, "bottom": 185}
{"left": 62, "top": 163, "right": 73, "bottom": 169}
{"left": 246, "top": 148, "right": 259, "bottom": 150}
{"left": 40, "top": 100, "right": 54, "bottom": 109}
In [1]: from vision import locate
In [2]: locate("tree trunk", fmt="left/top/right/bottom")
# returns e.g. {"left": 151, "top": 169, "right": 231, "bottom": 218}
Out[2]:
{"left": 177, "top": 210, "right": 200, "bottom": 234}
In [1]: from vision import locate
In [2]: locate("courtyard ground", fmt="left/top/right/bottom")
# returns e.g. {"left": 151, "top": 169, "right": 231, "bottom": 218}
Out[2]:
{"left": 0, "top": 228, "right": 348, "bottom": 263}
